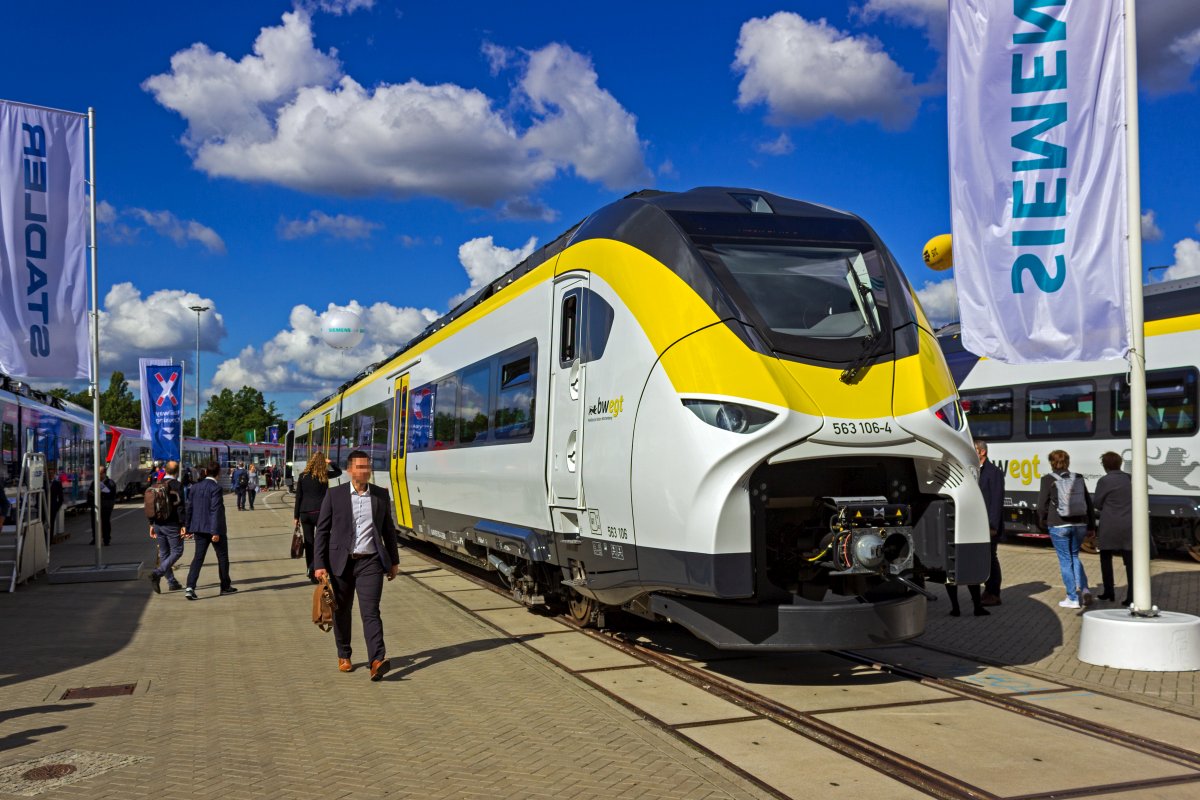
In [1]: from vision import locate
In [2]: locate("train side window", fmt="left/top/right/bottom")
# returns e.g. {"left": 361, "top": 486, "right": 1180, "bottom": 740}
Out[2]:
{"left": 1112, "top": 368, "right": 1199, "bottom": 437}
{"left": 960, "top": 389, "right": 1013, "bottom": 440}
{"left": 458, "top": 365, "right": 491, "bottom": 444}
{"left": 496, "top": 351, "right": 536, "bottom": 440}
{"left": 433, "top": 376, "right": 459, "bottom": 446}
{"left": 1026, "top": 382, "right": 1095, "bottom": 438}
{"left": 560, "top": 292, "right": 578, "bottom": 365}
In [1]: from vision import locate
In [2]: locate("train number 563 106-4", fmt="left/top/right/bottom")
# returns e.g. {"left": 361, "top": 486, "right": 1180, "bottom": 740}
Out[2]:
{"left": 831, "top": 420, "right": 892, "bottom": 435}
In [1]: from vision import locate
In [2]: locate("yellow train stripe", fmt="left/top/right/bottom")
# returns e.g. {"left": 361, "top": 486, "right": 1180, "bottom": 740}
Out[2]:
{"left": 1146, "top": 313, "right": 1200, "bottom": 338}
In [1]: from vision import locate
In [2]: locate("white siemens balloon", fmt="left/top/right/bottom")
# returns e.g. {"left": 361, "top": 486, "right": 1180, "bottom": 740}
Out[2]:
{"left": 321, "top": 310, "right": 366, "bottom": 350}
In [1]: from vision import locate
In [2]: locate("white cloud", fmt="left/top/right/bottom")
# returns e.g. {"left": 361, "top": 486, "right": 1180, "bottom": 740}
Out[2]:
{"left": 308, "top": 0, "right": 373, "bottom": 15}
{"left": 99, "top": 283, "right": 226, "bottom": 372}
{"left": 278, "top": 210, "right": 381, "bottom": 240}
{"left": 210, "top": 300, "right": 439, "bottom": 399}
{"left": 451, "top": 235, "right": 538, "bottom": 305}
{"left": 482, "top": 41, "right": 513, "bottom": 75}
{"left": 915, "top": 278, "right": 959, "bottom": 326}
{"left": 96, "top": 200, "right": 117, "bottom": 225}
{"left": 734, "top": 12, "right": 922, "bottom": 131}
{"left": 127, "top": 208, "right": 227, "bottom": 254}
{"left": 143, "top": 12, "right": 647, "bottom": 207}
{"left": 657, "top": 159, "right": 678, "bottom": 178}
{"left": 1160, "top": 238, "right": 1200, "bottom": 282}
{"left": 497, "top": 196, "right": 559, "bottom": 222}
{"left": 1139, "top": 1, "right": 1200, "bottom": 95}
{"left": 756, "top": 132, "right": 794, "bottom": 156}
{"left": 1142, "top": 209, "right": 1164, "bottom": 242}
{"left": 856, "top": 0, "right": 947, "bottom": 45}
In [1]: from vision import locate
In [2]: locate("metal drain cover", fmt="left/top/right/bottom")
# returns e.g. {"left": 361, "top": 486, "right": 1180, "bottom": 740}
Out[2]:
{"left": 60, "top": 684, "right": 137, "bottom": 700}
{"left": 21, "top": 764, "right": 76, "bottom": 781}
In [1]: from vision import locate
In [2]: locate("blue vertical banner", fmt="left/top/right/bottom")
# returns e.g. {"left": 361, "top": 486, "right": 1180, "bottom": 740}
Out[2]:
{"left": 266, "top": 425, "right": 279, "bottom": 444}
{"left": 142, "top": 360, "right": 183, "bottom": 461}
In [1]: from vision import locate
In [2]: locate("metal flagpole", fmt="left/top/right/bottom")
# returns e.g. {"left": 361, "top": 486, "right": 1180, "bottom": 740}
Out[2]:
{"left": 87, "top": 107, "right": 103, "bottom": 569}
{"left": 1123, "top": 0, "right": 1152, "bottom": 616}
{"left": 179, "top": 360, "right": 186, "bottom": 466}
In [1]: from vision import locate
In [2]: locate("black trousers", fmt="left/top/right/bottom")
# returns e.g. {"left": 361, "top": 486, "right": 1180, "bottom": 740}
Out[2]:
{"left": 91, "top": 504, "right": 114, "bottom": 544}
{"left": 186, "top": 533, "right": 232, "bottom": 591}
{"left": 235, "top": 488, "right": 246, "bottom": 509}
{"left": 331, "top": 555, "right": 386, "bottom": 664}
{"left": 1099, "top": 549, "right": 1133, "bottom": 599}
{"left": 984, "top": 538, "right": 1002, "bottom": 596}
{"left": 300, "top": 514, "right": 317, "bottom": 576}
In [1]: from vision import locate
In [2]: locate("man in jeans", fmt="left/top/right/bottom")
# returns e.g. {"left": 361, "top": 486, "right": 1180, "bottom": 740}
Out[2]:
{"left": 1037, "top": 449, "right": 1096, "bottom": 609}
{"left": 148, "top": 460, "right": 187, "bottom": 593}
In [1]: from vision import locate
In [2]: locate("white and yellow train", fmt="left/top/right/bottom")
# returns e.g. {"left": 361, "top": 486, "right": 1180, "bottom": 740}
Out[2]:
{"left": 294, "top": 188, "right": 989, "bottom": 650}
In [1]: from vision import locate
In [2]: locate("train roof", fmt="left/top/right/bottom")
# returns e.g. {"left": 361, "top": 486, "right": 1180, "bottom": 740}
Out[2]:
{"left": 0, "top": 373, "right": 91, "bottom": 416}
{"left": 301, "top": 186, "right": 869, "bottom": 417}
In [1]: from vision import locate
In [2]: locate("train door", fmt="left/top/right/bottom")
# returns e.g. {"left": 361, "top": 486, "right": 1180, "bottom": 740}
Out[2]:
{"left": 549, "top": 277, "right": 587, "bottom": 510}
{"left": 389, "top": 375, "right": 413, "bottom": 528}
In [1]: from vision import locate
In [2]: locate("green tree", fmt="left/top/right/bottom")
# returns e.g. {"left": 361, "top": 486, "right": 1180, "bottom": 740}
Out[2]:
{"left": 98, "top": 371, "right": 140, "bottom": 428}
{"left": 199, "top": 386, "right": 284, "bottom": 441}
{"left": 49, "top": 386, "right": 92, "bottom": 409}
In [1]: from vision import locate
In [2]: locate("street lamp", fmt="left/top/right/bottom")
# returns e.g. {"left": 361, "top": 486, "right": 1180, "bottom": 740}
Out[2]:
{"left": 189, "top": 305, "right": 209, "bottom": 438}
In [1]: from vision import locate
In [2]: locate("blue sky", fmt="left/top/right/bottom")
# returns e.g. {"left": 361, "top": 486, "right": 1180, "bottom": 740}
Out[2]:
{"left": 4, "top": 0, "right": 1199, "bottom": 415}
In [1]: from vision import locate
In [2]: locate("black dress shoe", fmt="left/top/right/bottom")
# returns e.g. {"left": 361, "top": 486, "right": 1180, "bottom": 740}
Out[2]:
{"left": 220, "top": 587, "right": 238, "bottom": 595}
{"left": 1097, "top": 593, "right": 1115, "bottom": 601}
{"left": 149, "top": 574, "right": 162, "bottom": 594}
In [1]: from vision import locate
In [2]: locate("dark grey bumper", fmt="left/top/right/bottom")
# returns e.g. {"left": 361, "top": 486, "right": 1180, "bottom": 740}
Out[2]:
{"left": 649, "top": 593, "right": 927, "bottom": 651}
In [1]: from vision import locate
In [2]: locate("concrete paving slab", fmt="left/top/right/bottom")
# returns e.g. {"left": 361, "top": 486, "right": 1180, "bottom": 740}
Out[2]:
{"left": 820, "top": 701, "right": 1199, "bottom": 797}
{"left": 855, "top": 644, "right": 1069, "bottom": 693}
{"left": 949, "top": 666, "right": 1070, "bottom": 695}
{"left": 410, "top": 574, "right": 482, "bottom": 593}
{"left": 703, "top": 656, "right": 959, "bottom": 712}
{"left": 1019, "top": 690, "right": 1200, "bottom": 755}
{"left": 523, "top": 632, "right": 644, "bottom": 672}
{"left": 582, "top": 666, "right": 752, "bottom": 726}
{"left": 440, "top": 587, "right": 522, "bottom": 611}
{"left": 1080, "top": 778, "right": 1200, "bottom": 799}
{"left": 681, "top": 719, "right": 929, "bottom": 799}
{"left": 474, "top": 606, "right": 573, "bottom": 637}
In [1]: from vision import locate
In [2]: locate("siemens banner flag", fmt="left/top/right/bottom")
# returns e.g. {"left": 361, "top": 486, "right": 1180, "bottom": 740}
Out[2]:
{"left": 947, "top": 0, "right": 1131, "bottom": 363}
{"left": 0, "top": 100, "right": 88, "bottom": 378}
{"left": 142, "top": 358, "right": 184, "bottom": 461}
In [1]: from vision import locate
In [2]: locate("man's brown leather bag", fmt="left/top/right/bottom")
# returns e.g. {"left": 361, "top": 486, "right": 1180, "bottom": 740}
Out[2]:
{"left": 312, "top": 574, "right": 337, "bottom": 632}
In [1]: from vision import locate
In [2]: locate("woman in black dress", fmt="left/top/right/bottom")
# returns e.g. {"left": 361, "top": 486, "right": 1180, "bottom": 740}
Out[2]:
{"left": 293, "top": 451, "right": 341, "bottom": 582}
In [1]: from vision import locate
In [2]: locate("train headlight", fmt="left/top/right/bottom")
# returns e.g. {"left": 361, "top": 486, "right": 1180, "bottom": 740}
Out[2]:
{"left": 934, "top": 399, "right": 964, "bottom": 431}
{"left": 682, "top": 400, "right": 776, "bottom": 433}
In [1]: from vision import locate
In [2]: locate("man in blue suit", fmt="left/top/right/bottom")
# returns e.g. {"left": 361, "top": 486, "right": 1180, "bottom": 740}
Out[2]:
{"left": 184, "top": 462, "right": 237, "bottom": 600}
{"left": 314, "top": 449, "right": 400, "bottom": 681}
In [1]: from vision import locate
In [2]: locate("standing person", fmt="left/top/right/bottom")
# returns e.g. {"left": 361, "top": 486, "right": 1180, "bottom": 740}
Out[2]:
{"left": 246, "top": 464, "right": 258, "bottom": 510}
{"left": 1038, "top": 449, "right": 1096, "bottom": 609}
{"left": 47, "top": 463, "right": 64, "bottom": 541}
{"left": 1094, "top": 451, "right": 1135, "bottom": 606}
{"left": 314, "top": 449, "right": 401, "bottom": 681}
{"left": 232, "top": 462, "right": 248, "bottom": 511}
{"left": 184, "top": 461, "right": 237, "bottom": 600}
{"left": 87, "top": 466, "right": 118, "bottom": 546}
{"left": 977, "top": 439, "right": 1006, "bottom": 606}
{"left": 147, "top": 461, "right": 187, "bottom": 593}
{"left": 294, "top": 451, "right": 334, "bottom": 583}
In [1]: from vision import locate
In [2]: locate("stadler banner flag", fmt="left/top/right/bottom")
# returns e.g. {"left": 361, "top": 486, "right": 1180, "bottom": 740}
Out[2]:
{"left": 947, "top": 0, "right": 1131, "bottom": 363}
{"left": 140, "top": 357, "right": 184, "bottom": 461}
{"left": 0, "top": 100, "right": 89, "bottom": 378}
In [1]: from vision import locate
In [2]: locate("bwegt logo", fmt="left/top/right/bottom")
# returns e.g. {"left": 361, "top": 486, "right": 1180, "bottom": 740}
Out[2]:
{"left": 588, "top": 395, "right": 625, "bottom": 419}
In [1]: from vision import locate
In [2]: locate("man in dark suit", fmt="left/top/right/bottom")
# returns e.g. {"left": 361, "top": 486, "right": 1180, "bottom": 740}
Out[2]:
{"left": 977, "top": 439, "right": 1006, "bottom": 606}
{"left": 314, "top": 449, "right": 401, "bottom": 681}
{"left": 184, "top": 461, "right": 237, "bottom": 600}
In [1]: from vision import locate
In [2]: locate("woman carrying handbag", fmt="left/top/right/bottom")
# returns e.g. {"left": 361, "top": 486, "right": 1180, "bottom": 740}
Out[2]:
{"left": 293, "top": 451, "right": 341, "bottom": 583}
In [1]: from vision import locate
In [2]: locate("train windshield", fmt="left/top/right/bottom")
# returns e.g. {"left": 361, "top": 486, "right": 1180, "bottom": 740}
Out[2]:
{"left": 712, "top": 243, "right": 881, "bottom": 340}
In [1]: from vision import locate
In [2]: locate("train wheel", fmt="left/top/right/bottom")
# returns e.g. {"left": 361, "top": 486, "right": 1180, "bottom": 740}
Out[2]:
{"left": 566, "top": 590, "right": 600, "bottom": 627}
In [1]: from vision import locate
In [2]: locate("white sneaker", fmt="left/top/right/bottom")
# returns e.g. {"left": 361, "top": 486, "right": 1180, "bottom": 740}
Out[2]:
{"left": 1058, "top": 598, "right": 1081, "bottom": 609}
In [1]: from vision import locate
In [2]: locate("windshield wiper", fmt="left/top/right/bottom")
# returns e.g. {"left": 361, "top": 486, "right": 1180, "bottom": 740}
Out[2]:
{"left": 840, "top": 260, "right": 885, "bottom": 384}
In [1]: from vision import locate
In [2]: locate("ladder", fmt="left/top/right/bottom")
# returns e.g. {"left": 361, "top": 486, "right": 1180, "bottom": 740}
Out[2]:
{"left": 1, "top": 452, "right": 48, "bottom": 593}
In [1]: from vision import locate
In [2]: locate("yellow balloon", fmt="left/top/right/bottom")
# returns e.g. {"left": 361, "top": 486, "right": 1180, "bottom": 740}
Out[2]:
{"left": 922, "top": 233, "right": 953, "bottom": 271}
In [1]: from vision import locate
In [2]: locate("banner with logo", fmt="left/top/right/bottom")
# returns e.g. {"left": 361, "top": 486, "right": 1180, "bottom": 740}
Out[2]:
{"left": 0, "top": 100, "right": 89, "bottom": 378}
{"left": 266, "top": 425, "right": 279, "bottom": 444}
{"left": 948, "top": 0, "right": 1130, "bottom": 363}
{"left": 141, "top": 358, "right": 183, "bottom": 461}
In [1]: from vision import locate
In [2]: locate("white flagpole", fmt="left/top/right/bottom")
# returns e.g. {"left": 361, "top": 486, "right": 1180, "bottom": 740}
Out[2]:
{"left": 179, "top": 360, "right": 186, "bottom": 465}
{"left": 87, "top": 107, "right": 103, "bottom": 568}
{"left": 1123, "top": 0, "right": 1153, "bottom": 616}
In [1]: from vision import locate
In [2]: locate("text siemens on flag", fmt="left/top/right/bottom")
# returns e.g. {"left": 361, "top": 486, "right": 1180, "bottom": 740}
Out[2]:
{"left": 947, "top": 0, "right": 1132, "bottom": 363}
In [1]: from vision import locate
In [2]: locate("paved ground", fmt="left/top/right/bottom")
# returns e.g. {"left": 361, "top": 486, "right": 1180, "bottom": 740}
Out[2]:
{"left": 919, "top": 539, "right": 1200, "bottom": 713}
{"left": 3, "top": 494, "right": 1199, "bottom": 799}
{"left": 0, "top": 493, "right": 771, "bottom": 800}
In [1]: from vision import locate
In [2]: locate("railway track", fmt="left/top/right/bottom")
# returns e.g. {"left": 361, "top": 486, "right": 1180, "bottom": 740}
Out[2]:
{"left": 390, "top": 534, "right": 1200, "bottom": 800}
